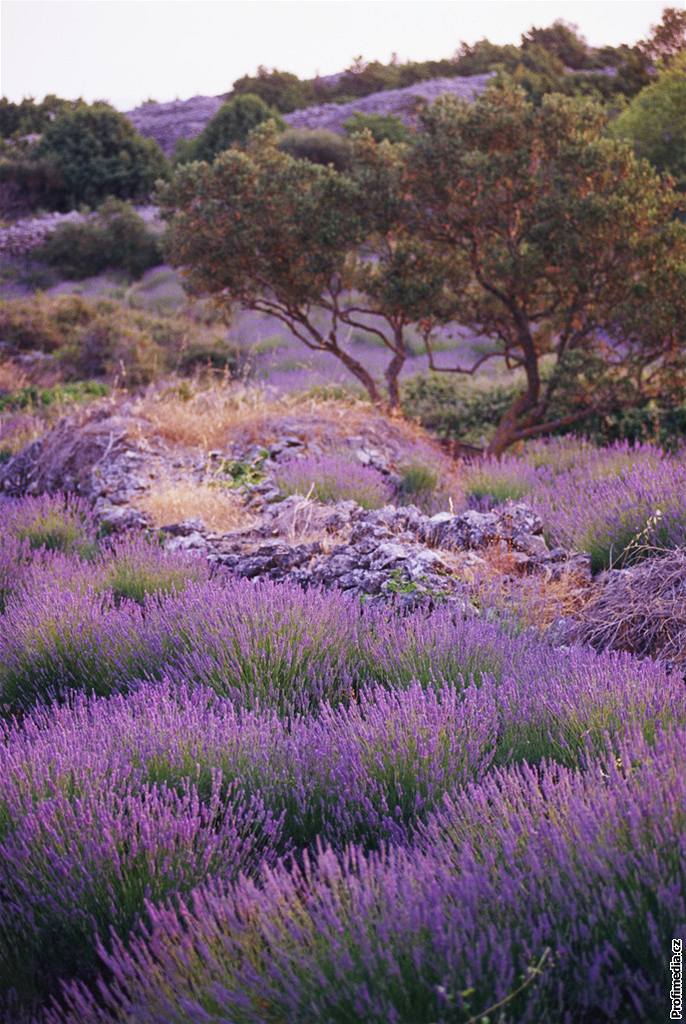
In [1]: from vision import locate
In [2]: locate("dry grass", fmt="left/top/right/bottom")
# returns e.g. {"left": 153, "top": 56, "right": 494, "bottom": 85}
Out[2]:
{"left": 454, "top": 544, "right": 591, "bottom": 632}
{"left": 133, "top": 380, "right": 454, "bottom": 456}
{"left": 136, "top": 479, "right": 256, "bottom": 534}
{"left": 0, "top": 361, "right": 30, "bottom": 391}
{"left": 569, "top": 547, "right": 686, "bottom": 665}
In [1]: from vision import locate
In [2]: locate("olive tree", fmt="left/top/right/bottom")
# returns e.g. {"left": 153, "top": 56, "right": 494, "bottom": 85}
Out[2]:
{"left": 410, "top": 84, "right": 686, "bottom": 453}
{"left": 159, "top": 127, "right": 444, "bottom": 407}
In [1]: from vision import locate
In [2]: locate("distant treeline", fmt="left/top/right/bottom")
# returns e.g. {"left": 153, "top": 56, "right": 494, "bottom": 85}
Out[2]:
{"left": 225, "top": 16, "right": 677, "bottom": 112}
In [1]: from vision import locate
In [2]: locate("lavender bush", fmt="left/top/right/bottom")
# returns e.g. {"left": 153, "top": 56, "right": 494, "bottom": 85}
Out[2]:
{"left": 48, "top": 727, "right": 686, "bottom": 1024}
{"left": 4, "top": 493, "right": 98, "bottom": 558}
{"left": 274, "top": 453, "right": 394, "bottom": 509}
{"left": 533, "top": 457, "right": 686, "bottom": 571}
{"left": 0, "top": 483, "right": 683, "bottom": 1019}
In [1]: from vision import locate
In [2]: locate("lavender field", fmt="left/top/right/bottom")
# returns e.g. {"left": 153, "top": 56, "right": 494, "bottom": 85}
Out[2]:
{"left": 2, "top": 4, "right": 686, "bottom": 1020}
{"left": 0, "top": 464, "right": 684, "bottom": 1023}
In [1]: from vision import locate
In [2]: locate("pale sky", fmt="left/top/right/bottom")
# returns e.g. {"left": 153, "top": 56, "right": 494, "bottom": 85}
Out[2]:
{"left": 0, "top": 0, "right": 677, "bottom": 111}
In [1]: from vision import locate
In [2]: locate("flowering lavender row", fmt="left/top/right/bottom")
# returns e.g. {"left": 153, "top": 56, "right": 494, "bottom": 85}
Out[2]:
{"left": 2, "top": 558, "right": 681, "bottom": 727}
{"left": 0, "top": 634, "right": 682, "bottom": 1015}
{"left": 46, "top": 725, "right": 686, "bottom": 1024}
{"left": 0, "top": 491, "right": 684, "bottom": 1019}
{"left": 461, "top": 438, "right": 686, "bottom": 570}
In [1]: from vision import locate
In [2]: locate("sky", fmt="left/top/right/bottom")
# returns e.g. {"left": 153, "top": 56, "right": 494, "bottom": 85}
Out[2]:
{"left": 0, "top": 0, "right": 676, "bottom": 111}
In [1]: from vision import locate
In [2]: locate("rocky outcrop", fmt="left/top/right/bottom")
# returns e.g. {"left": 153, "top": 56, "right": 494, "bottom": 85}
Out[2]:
{"left": 0, "top": 403, "right": 589, "bottom": 609}
{"left": 125, "top": 74, "right": 493, "bottom": 155}
{"left": 126, "top": 95, "right": 224, "bottom": 157}
{"left": 0, "top": 210, "right": 84, "bottom": 258}
{"left": 281, "top": 74, "right": 493, "bottom": 134}
{"left": 166, "top": 497, "right": 590, "bottom": 610}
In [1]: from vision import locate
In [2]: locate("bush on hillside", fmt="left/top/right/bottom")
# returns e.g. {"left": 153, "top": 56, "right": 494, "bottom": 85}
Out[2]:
{"left": 0, "top": 95, "right": 77, "bottom": 139}
{"left": 343, "top": 112, "right": 411, "bottom": 143}
{"left": 35, "top": 200, "right": 162, "bottom": 280}
{"left": 175, "top": 94, "right": 284, "bottom": 164}
{"left": 401, "top": 372, "right": 520, "bottom": 445}
{"left": 231, "top": 67, "right": 315, "bottom": 113}
{"left": 34, "top": 104, "right": 168, "bottom": 209}
{"left": 277, "top": 128, "right": 351, "bottom": 170}
{"left": 0, "top": 296, "right": 241, "bottom": 385}
{"left": 612, "top": 54, "right": 686, "bottom": 190}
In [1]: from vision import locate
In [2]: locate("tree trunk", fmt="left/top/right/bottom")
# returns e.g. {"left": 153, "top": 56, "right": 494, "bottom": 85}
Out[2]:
{"left": 334, "top": 346, "right": 385, "bottom": 406}
{"left": 384, "top": 326, "right": 406, "bottom": 410}
{"left": 487, "top": 320, "right": 541, "bottom": 456}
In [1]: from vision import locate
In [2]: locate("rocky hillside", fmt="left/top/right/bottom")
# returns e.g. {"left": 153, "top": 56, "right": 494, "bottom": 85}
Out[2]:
{"left": 125, "top": 73, "right": 493, "bottom": 155}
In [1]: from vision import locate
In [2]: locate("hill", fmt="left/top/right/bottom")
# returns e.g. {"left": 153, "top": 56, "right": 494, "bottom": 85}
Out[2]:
{"left": 125, "top": 73, "right": 493, "bottom": 155}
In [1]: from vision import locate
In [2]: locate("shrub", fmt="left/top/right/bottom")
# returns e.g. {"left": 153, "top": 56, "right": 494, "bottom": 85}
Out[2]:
{"left": 274, "top": 453, "right": 393, "bottom": 508}
{"left": 277, "top": 128, "right": 352, "bottom": 169}
{"left": 461, "top": 457, "right": 538, "bottom": 505}
{"left": 401, "top": 372, "right": 520, "bottom": 445}
{"left": 0, "top": 777, "right": 281, "bottom": 1008}
{"left": 48, "top": 727, "right": 686, "bottom": 1024}
{"left": 176, "top": 94, "right": 284, "bottom": 164}
{"left": 34, "top": 104, "right": 168, "bottom": 209}
{"left": 613, "top": 54, "right": 686, "bottom": 189}
{"left": 35, "top": 200, "right": 162, "bottom": 280}
{"left": 97, "top": 534, "right": 210, "bottom": 605}
{"left": 532, "top": 456, "right": 686, "bottom": 571}
{"left": 231, "top": 67, "right": 314, "bottom": 113}
{"left": 0, "top": 296, "right": 239, "bottom": 385}
{"left": 5, "top": 494, "right": 97, "bottom": 559}
{"left": 397, "top": 460, "right": 440, "bottom": 510}
{"left": 343, "top": 112, "right": 410, "bottom": 143}
{"left": 0, "top": 381, "right": 109, "bottom": 414}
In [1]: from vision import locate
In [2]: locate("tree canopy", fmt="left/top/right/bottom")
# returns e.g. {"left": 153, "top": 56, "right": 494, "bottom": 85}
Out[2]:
{"left": 409, "top": 84, "right": 686, "bottom": 452}
{"left": 160, "top": 86, "right": 686, "bottom": 452}
{"left": 35, "top": 104, "right": 167, "bottom": 209}
{"left": 174, "top": 94, "right": 284, "bottom": 163}
{"left": 159, "top": 126, "right": 440, "bottom": 407}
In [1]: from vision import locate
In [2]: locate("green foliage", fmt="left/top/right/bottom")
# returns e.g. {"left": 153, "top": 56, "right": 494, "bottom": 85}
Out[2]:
{"left": 176, "top": 94, "right": 284, "bottom": 164}
{"left": 0, "top": 296, "right": 239, "bottom": 385}
{"left": 612, "top": 55, "right": 686, "bottom": 188}
{"left": 397, "top": 461, "right": 439, "bottom": 502}
{"left": 401, "top": 373, "right": 520, "bottom": 445}
{"left": 34, "top": 104, "right": 168, "bottom": 209}
{"left": 521, "top": 20, "right": 594, "bottom": 70}
{"left": 277, "top": 128, "right": 351, "bottom": 170}
{"left": 35, "top": 200, "right": 162, "bottom": 280}
{"left": 215, "top": 454, "right": 268, "bottom": 488}
{"left": 0, "top": 381, "right": 109, "bottom": 414}
{"left": 411, "top": 83, "right": 686, "bottom": 452}
{"left": 343, "top": 112, "right": 410, "bottom": 144}
{"left": 159, "top": 126, "right": 431, "bottom": 408}
{"left": 15, "top": 509, "right": 97, "bottom": 559}
{"left": 638, "top": 6, "right": 686, "bottom": 67}
{"left": 0, "top": 95, "right": 77, "bottom": 138}
{"left": 231, "top": 67, "right": 314, "bottom": 113}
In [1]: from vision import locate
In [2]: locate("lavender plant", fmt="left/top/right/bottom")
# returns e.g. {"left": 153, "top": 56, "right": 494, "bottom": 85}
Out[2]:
{"left": 47, "top": 727, "right": 686, "bottom": 1024}
{"left": 274, "top": 453, "right": 394, "bottom": 509}
{"left": 4, "top": 493, "right": 98, "bottom": 559}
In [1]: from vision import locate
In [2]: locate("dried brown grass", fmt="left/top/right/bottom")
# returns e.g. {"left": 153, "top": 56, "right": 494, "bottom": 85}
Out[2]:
{"left": 136, "top": 479, "right": 256, "bottom": 534}
{"left": 569, "top": 547, "right": 686, "bottom": 665}
{"left": 463, "top": 544, "right": 591, "bottom": 632}
{"left": 133, "top": 380, "right": 454, "bottom": 458}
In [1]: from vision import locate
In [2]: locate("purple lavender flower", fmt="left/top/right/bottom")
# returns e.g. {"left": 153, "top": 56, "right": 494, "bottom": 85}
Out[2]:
{"left": 47, "top": 726, "right": 686, "bottom": 1024}
{"left": 274, "top": 453, "right": 394, "bottom": 509}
